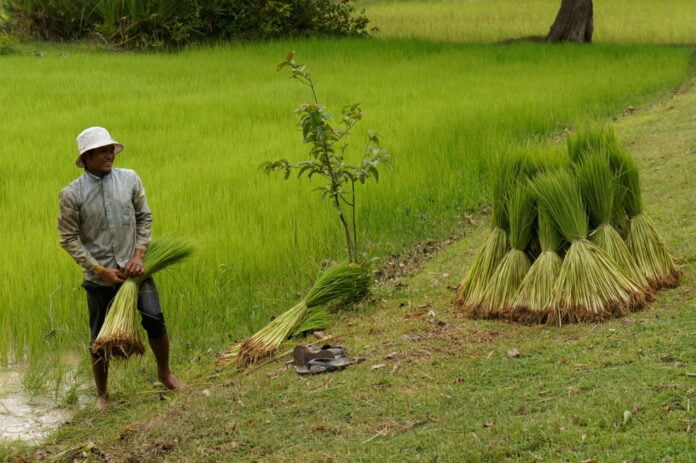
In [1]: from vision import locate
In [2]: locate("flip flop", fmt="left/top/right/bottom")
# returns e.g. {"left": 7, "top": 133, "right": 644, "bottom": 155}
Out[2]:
{"left": 292, "top": 344, "right": 349, "bottom": 367}
{"left": 295, "top": 357, "right": 355, "bottom": 375}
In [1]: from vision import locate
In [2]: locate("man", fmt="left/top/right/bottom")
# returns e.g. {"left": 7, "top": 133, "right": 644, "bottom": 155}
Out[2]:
{"left": 58, "top": 126, "right": 183, "bottom": 410}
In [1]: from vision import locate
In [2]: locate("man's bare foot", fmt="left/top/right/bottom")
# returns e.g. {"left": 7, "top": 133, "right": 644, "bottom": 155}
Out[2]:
{"left": 95, "top": 394, "right": 109, "bottom": 411}
{"left": 158, "top": 371, "right": 185, "bottom": 391}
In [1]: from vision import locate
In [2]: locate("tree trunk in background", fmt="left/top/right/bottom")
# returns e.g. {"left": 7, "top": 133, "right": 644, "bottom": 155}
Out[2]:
{"left": 546, "top": 0, "right": 594, "bottom": 43}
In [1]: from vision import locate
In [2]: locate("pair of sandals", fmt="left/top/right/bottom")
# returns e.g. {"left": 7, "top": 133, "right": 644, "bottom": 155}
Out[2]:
{"left": 293, "top": 344, "right": 355, "bottom": 375}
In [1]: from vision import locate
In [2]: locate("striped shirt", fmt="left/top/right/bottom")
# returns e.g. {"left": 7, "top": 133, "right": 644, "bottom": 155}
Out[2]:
{"left": 58, "top": 168, "right": 152, "bottom": 285}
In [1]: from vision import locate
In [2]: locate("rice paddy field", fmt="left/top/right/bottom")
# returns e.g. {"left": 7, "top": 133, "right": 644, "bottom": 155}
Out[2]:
{"left": 0, "top": 0, "right": 694, "bottom": 371}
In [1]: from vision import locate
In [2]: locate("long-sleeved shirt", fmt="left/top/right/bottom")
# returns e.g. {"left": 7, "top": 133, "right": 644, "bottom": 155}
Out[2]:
{"left": 58, "top": 168, "right": 152, "bottom": 285}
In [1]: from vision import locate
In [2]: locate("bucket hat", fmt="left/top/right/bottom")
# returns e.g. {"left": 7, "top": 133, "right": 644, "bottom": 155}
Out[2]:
{"left": 75, "top": 127, "right": 124, "bottom": 168}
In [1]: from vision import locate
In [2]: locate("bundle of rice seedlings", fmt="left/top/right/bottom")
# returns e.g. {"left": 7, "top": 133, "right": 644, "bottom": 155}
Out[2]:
{"left": 91, "top": 236, "right": 195, "bottom": 359}
{"left": 475, "top": 182, "right": 535, "bottom": 319}
{"left": 575, "top": 152, "right": 653, "bottom": 303}
{"left": 508, "top": 205, "right": 563, "bottom": 324}
{"left": 531, "top": 169, "right": 643, "bottom": 324}
{"left": 454, "top": 153, "right": 526, "bottom": 313}
{"left": 566, "top": 125, "right": 622, "bottom": 163}
{"left": 291, "top": 308, "right": 333, "bottom": 337}
{"left": 609, "top": 148, "right": 681, "bottom": 289}
{"left": 233, "top": 262, "right": 369, "bottom": 367}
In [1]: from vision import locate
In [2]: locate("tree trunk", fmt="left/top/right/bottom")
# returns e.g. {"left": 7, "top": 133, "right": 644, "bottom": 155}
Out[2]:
{"left": 546, "top": 0, "right": 593, "bottom": 43}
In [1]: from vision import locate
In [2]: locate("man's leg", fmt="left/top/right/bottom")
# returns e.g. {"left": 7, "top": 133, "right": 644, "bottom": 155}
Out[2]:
{"left": 91, "top": 356, "right": 109, "bottom": 410}
{"left": 138, "top": 278, "right": 184, "bottom": 390}
{"left": 149, "top": 334, "right": 184, "bottom": 390}
{"left": 83, "top": 280, "right": 117, "bottom": 409}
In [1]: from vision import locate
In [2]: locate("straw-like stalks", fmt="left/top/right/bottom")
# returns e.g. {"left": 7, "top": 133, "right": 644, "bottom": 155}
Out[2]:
{"left": 508, "top": 251, "right": 562, "bottom": 324}
{"left": 454, "top": 227, "right": 508, "bottom": 314}
{"left": 235, "top": 261, "right": 369, "bottom": 367}
{"left": 91, "top": 236, "right": 194, "bottom": 360}
{"left": 532, "top": 169, "right": 644, "bottom": 324}
{"left": 591, "top": 224, "right": 654, "bottom": 303}
{"left": 547, "top": 239, "right": 643, "bottom": 324}
{"left": 627, "top": 213, "right": 682, "bottom": 289}
{"left": 475, "top": 182, "right": 535, "bottom": 318}
{"left": 237, "top": 301, "right": 310, "bottom": 367}
{"left": 475, "top": 249, "right": 531, "bottom": 319}
{"left": 508, "top": 204, "right": 562, "bottom": 323}
{"left": 575, "top": 152, "right": 652, "bottom": 304}
{"left": 91, "top": 280, "right": 145, "bottom": 359}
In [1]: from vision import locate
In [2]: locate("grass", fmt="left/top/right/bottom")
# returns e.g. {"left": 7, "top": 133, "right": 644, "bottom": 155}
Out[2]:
{"left": 4, "top": 77, "right": 693, "bottom": 460}
{"left": 0, "top": 38, "right": 691, "bottom": 364}
{"left": 361, "top": 0, "right": 696, "bottom": 44}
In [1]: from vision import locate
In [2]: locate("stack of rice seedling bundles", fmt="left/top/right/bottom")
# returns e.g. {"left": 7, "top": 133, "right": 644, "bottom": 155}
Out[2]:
{"left": 476, "top": 182, "right": 535, "bottom": 319}
{"left": 508, "top": 204, "right": 563, "bottom": 324}
{"left": 575, "top": 152, "right": 653, "bottom": 304}
{"left": 532, "top": 169, "right": 642, "bottom": 324}
{"left": 610, "top": 149, "right": 681, "bottom": 289}
{"left": 569, "top": 125, "right": 681, "bottom": 289}
{"left": 229, "top": 262, "right": 370, "bottom": 367}
{"left": 455, "top": 153, "right": 525, "bottom": 314}
{"left": 91, "top": 236, "right": 194, "bottom": 360}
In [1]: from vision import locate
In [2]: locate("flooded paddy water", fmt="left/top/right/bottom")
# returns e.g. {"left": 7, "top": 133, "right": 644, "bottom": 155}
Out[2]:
{"left": 0, "top": 363, "right": 83, "bottom": 444}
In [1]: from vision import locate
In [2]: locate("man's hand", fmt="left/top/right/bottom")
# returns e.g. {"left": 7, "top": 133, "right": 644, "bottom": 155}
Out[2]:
{"left": 123, "top": 249, "right": 145, "bottom": 278}
{"left": 101, "top": 268, "right": 125, "bottom": 286}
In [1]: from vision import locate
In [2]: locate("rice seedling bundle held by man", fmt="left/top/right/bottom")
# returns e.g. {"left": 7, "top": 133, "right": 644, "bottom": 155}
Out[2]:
{"left": 92, "top": 236, "right": 194, "bottom": 359}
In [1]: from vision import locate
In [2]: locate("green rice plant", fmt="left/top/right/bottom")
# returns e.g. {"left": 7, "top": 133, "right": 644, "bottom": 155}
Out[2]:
{"left": 508, "top": 205, "right": 563, "bottom": 324}
{"left": 606, "top": 142, "right": 682, "bottom": 288}
{"left": 576, "top": 152, "right": 653, "bottom": 301}
{"left": 475, "top": 181, "right": 535, "bottom": 318}
{"left": 531, "top": 169, "right": 643, "bottom": 324}
{"left": 291, "top": 308, "right": 333, "bottom": 337}
{"left": 228, "top": 262, "right": 370, "bottom": 367}
{"left": 91, "top": 236, "right": 194, "bottom": 360}
{"left": 454, "top": 152, "right": 527, "bottom": 312}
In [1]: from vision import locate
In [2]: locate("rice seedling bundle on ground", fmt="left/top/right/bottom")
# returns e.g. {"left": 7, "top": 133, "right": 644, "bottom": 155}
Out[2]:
{"left": 220, "top": 262, "right": 370, "bottom": 368}
{"left": 508, "top": 205, "right": 563, "bottom": 324}
{"left": 454, "top": 153, "right": 527, "bottom": 313}
{"left": 91, "top": 236, "right": 195, "bottom": 360}
{"left": 531, "top": 169, "right": 644, "bottom": 324}
{"left": 609, "top": 146, "right": 682, "bottom": 289}
{"left": 475, "top": 182, "right": 535, "bottom": 319}
{"left": 568, "top": 125, "right": 681, "bottom": 288}
{"left": 575, "top": 151, "right": 654, "bottom": 301}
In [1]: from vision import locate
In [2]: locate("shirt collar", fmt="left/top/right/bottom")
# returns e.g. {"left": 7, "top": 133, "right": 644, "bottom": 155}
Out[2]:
{"left": 84, "top": 169, "right": 112, "bottom": 182}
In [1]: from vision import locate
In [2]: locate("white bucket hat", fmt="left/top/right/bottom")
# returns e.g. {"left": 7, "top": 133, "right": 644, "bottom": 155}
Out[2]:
{"left": 75, "top": 127, "right": 124, "bottom": 168}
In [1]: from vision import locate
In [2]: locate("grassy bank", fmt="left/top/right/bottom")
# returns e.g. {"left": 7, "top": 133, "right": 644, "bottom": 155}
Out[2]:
{"left": 6, "top": 71, "right": 694, "bottom": 463}
{"left": 0, "top": 39, "right": 692, "bottom": 366}
{"left": 361, "top": 0, "right": 696, "bottom": 44}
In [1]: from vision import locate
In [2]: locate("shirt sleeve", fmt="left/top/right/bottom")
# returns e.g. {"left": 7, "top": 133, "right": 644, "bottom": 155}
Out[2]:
{"left": 133, "top": 173, "right": 152, "bottom": 250}
{"left": 58, "top": 187, "right": 100, "bottom": 272}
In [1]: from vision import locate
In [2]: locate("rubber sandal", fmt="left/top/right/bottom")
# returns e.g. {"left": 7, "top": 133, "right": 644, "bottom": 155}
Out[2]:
{"left": 296, "top": 362, "right": 328, "bottom": 375}
{"left": 292, "top": 346, "right": 336, "bottom": 367}
{"left": 292, "top": 344, "right": 349, "bottom": 367}
{"left": 307, "top": 357, "right": 355, "bottom": 371}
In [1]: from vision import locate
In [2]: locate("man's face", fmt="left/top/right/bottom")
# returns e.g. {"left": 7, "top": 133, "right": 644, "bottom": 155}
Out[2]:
{"left": 84, "top": 145, "right": 115, "bottom": 177}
